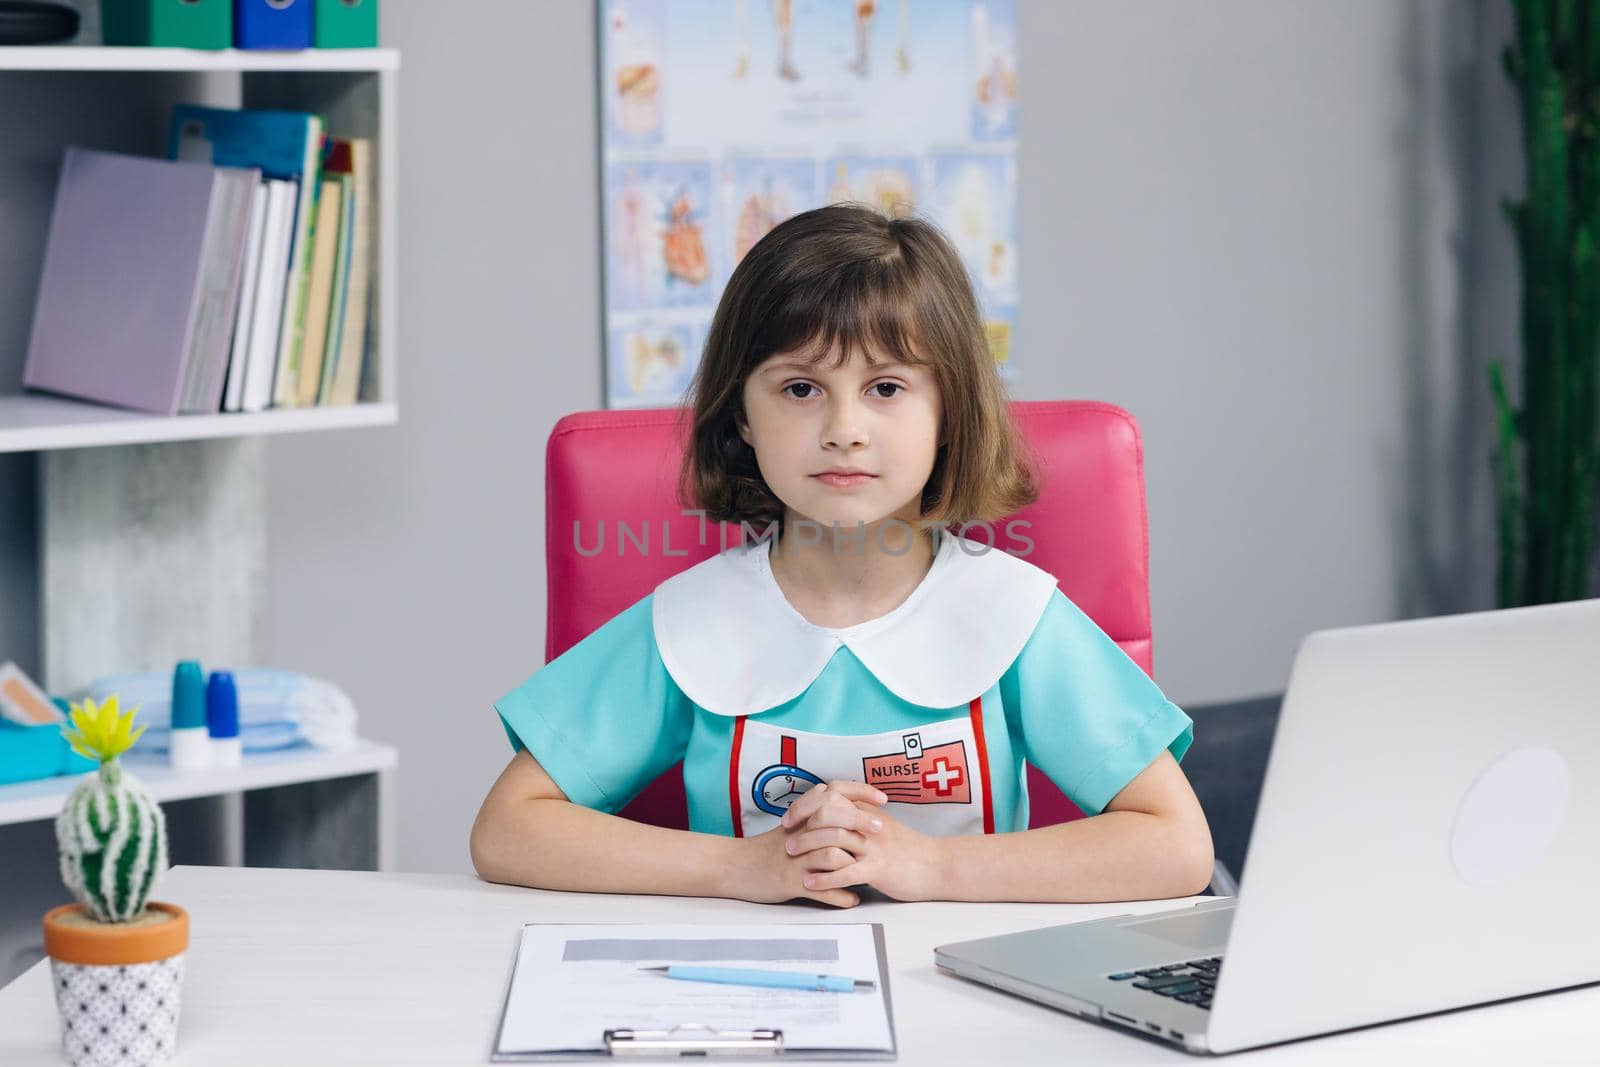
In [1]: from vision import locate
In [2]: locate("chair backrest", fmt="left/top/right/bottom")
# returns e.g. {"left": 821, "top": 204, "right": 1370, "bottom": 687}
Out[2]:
{"left": 544, "top": 400, "right": 1157, "bottom": 830}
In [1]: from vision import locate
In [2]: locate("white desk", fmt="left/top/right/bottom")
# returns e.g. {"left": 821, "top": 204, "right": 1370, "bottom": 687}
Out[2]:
{"left": 1, "top": 866, "right": 1595, "bottom": 1065}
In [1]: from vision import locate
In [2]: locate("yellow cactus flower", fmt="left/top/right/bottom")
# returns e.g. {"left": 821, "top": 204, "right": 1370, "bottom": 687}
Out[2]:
{"left": 60, "top": 694, "right": 146, "bottom": 764}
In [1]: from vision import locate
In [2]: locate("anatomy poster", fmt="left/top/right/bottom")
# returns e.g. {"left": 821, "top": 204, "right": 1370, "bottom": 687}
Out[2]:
{"left": 599, "top": 0, "right": 1020, "bottom": 408}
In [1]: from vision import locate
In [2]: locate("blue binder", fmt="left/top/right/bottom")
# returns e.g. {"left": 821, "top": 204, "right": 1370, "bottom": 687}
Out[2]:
{"left": 234, "top": 0, "right": 313, "bottom": 50}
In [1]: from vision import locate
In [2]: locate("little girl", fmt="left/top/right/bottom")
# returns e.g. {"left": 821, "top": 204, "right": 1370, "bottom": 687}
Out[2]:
{"left": 471, "top": 203, "right": 1212, "bottom": 909}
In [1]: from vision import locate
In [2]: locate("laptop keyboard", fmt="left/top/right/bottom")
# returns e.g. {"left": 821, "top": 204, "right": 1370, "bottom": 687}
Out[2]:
{"left": 1106, "top": 956, "right": 1221, "bottom": 1010}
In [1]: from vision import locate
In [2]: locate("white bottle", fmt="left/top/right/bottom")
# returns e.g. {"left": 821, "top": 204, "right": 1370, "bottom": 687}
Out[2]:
{"left": 169, "top": 660, "right": 211, "bottom": 771}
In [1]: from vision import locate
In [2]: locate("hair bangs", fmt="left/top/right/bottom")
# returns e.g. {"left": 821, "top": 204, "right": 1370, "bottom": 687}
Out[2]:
{"left": 760, "top": 255, "right": 929, "bottom": 371}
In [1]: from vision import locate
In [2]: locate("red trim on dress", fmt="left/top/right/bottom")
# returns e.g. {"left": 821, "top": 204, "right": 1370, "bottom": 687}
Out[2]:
{"left": 968, "top": 696, "right": 996, "bottom": 835}
{"left": 729, "top": 715, "right": 748, "bottom": 838}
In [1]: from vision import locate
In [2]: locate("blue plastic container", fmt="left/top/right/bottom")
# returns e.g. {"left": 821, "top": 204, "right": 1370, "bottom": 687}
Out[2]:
{"left": 235, "top": 0, "right": 313, "bottom": 50}
{"left": 0, "top": 712, "right": 96, "bottom": 786}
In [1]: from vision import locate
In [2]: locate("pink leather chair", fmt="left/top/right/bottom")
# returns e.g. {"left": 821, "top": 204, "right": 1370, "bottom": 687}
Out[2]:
{"left": 544, "top": 400, "right": 1159, "bottom": 831}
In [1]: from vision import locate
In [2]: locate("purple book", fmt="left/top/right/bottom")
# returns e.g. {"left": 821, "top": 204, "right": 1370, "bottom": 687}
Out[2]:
{"left": 23, "top": 147, "right": 242, "bottom": 416}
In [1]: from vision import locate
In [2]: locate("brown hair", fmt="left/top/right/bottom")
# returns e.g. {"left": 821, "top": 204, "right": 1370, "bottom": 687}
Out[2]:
{"left": 679, "top": 202, "right": 1037, "bottom": 530}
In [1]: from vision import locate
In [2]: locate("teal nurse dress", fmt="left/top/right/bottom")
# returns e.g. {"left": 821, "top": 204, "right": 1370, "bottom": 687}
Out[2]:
{"left": 495, "top": 528, "right": 1194, "bottom": 838}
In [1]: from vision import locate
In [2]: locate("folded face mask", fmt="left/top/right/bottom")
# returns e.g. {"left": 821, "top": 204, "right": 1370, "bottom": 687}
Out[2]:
{"left": 80, "top": 667, "right": 358, "bottom": 754}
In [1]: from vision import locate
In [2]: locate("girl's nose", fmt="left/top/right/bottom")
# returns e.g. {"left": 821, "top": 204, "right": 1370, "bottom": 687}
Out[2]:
{"left": 820, "top": 397, "right": 868, "bottom": 450}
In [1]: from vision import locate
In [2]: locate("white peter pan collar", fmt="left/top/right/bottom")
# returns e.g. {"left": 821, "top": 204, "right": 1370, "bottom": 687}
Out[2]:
{"left": 652, "top": 527, "right": 1059, "bottom": 716}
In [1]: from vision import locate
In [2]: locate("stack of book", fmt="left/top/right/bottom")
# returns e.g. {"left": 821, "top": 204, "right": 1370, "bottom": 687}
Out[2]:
{"left": 22, "top": 105, "right": 375, "bottom": 416}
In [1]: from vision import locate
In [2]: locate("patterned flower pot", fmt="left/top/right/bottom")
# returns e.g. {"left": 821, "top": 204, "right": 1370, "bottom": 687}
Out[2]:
{"left": 42, "top": 902, "right": 189, "bottom": 1067}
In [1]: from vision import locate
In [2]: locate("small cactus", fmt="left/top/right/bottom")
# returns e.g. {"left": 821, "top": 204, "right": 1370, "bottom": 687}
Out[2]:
{"left": 55, "top": 696, "right": 168, "bottom": 923}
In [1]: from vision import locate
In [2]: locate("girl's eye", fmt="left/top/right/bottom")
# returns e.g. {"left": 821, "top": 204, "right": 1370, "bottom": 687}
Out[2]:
{"left": 870, "top": 382, "right": 903, "bottom": 398}
{"left": 783, "top": 382, "right": 817, "bottom": 400}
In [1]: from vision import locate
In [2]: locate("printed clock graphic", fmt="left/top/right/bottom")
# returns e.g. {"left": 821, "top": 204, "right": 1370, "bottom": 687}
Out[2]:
{"left": 751, "top": 736, "right": 824, "bottom": 817}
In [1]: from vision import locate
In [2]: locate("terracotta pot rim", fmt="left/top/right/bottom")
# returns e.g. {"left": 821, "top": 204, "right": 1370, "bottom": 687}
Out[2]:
{"left": 43, "top": 901, "right": 189, "bottom": 966}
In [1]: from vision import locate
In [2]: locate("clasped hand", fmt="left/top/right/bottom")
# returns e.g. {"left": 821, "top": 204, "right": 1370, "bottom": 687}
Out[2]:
{"left": 731, "top": 780, "right": 944, "bottom": 909}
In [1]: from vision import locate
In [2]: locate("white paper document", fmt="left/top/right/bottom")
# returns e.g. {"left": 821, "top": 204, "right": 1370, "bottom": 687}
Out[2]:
{"left": 492, "top": 922, "right": 897, "bottom": 1060}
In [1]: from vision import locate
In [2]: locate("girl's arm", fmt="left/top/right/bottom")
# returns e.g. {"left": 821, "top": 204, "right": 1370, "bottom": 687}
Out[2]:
{"left": 934, "top": 752, "right": 1214, "bottom": 901}
{"left": 788, "top": 752, "right": 1214, "bottom": 902}
{"left": 469, "top": 749, "right": 868, "bottom": 908}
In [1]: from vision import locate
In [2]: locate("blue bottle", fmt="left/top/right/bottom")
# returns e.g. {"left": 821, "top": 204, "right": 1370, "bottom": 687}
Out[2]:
{"left": 207, "top": 671, "right": 242, "bottom": 767}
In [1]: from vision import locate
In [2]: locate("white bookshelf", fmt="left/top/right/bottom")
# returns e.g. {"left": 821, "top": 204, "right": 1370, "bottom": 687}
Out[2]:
{"left": 0, "top": 739, "right": 396, "bottom": 829}
{"left": 0, "top": 46, "right": 405, "bottom": 988}
{"left": 0, "top": 46, "right": 400, "bottom": 453}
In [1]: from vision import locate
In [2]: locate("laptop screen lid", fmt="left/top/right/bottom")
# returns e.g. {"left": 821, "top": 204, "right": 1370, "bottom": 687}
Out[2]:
{"left": 1208, "top": 598, "right": 1600, "bottom": 1053}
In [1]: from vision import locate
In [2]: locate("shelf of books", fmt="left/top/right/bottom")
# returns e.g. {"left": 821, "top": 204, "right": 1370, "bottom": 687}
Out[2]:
{"left": 0, "top": 49, "right": 398, "bottom": 454}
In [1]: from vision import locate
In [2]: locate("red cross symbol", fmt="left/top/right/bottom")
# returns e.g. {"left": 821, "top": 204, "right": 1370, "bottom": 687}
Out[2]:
{"left": 922, "top": 757, "right": 964, "bottom": 796}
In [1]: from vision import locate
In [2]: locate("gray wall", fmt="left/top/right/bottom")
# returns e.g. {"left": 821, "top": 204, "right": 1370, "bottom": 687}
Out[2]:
{"left": 1, "top": 1, "right": 1529, "bottom": 877}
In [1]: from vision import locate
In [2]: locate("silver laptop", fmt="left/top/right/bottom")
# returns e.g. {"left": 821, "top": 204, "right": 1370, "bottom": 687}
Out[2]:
{"left": 934, "top": 597, "right": 1600, "bottom": 1054}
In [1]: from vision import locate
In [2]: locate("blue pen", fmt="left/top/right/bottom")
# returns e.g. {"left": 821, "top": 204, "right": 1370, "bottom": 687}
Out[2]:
{"left": 639, "top": 965, "right": 875, "bottom": 993}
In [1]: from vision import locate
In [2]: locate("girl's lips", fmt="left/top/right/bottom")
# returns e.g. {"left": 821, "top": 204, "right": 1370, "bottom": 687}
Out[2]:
{"left": 813, "top": 473, "right": 876, "bottom": 488}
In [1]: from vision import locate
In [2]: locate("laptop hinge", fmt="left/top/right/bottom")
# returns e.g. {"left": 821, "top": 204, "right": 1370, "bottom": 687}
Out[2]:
{"left": 1192, "top": 896, "right": 1236, "bottom": 911}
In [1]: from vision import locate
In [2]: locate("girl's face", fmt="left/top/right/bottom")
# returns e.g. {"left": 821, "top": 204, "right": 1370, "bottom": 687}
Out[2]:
{"left": 738, "top": 344, "right": 942, "bottom": 536}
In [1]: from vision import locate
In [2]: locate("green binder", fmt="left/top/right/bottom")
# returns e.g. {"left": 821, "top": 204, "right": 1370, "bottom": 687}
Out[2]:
{"left": 314, "top": 0, "right": 378, "bottom": 48}
{"left": 101, "top": 0, "right": 231, "bottom": 49}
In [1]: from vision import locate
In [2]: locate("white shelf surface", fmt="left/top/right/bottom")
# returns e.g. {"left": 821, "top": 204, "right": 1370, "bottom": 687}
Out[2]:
{"left": 0, "top": 738, "right": 396, "bottom": 826}
{"left": 0, "top": 46, "right": 397, "bottom": 73}
{"left": 0, "top": 392, "right": 396, "bottom": 453}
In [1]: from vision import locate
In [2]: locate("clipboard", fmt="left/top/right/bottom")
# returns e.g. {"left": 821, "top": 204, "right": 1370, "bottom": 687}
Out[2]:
{"left": 490, "top": 922, "right": 898, "bottom": 1061}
